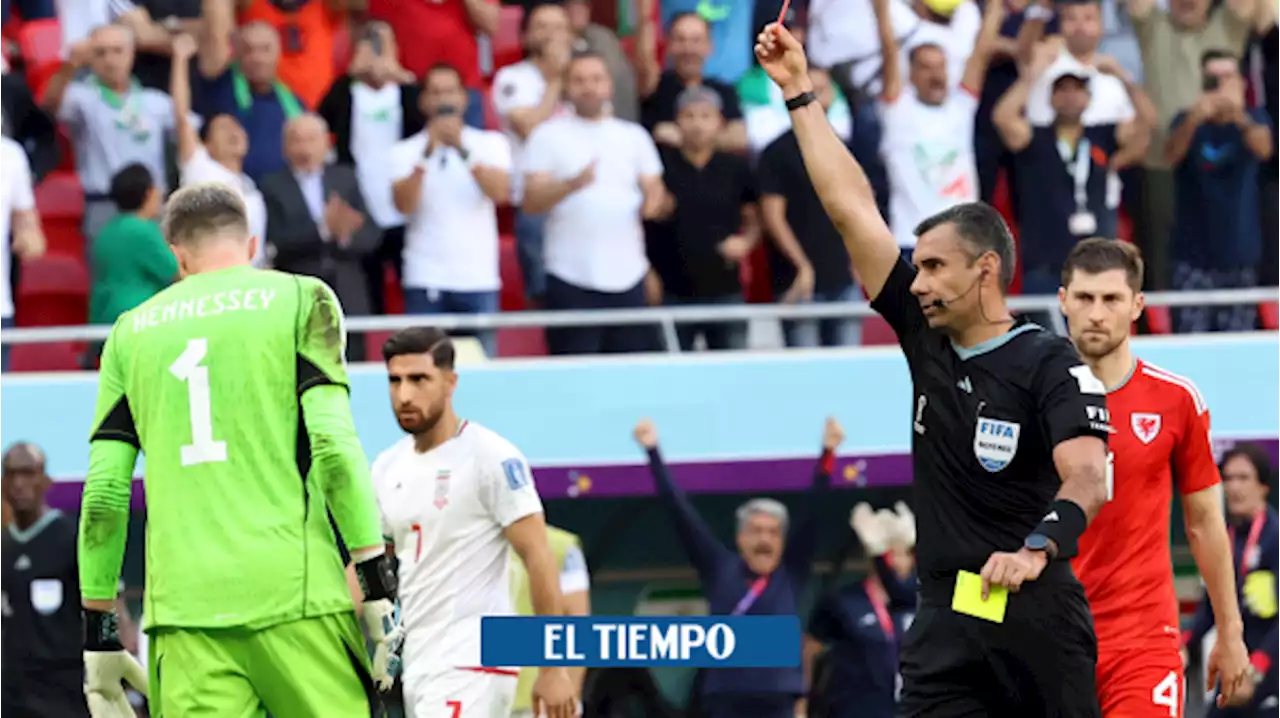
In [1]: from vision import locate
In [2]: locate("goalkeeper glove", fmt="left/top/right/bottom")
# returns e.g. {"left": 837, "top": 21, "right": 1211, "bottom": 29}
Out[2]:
{"left": 83, "top": 609, "right": 148, "bottom": 718}
{"left": 850, "top": 502, "right": 890, "bottom": 555}
{"left": 887, "top": 501, "right": 917, "bottom": 551}
{"left": 354, "top": 550, "right": 404, "bottom": 691}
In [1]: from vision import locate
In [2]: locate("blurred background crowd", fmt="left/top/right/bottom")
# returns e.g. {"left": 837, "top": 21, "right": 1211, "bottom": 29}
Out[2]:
{"left": 0, "top": 0, "right": 1276, "bottom": 370}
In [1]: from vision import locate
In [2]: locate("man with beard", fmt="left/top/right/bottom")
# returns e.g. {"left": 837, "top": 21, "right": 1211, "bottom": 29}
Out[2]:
{"left": 370, "top": 327, "right": 578, "bottom": 718}
{"left": 1, "top": 443, "right": 90, "bottom": 717}
{"left": 631, "top": 416, "right": 845, "bottom": 718}
{"left": 1058, "top": 238, "right": 1252, "bottom": 715}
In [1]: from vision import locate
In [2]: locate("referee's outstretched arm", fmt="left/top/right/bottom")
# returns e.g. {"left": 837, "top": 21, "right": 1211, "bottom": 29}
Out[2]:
{"left": 750, "top": 27, "right": 902, "bottom": 302}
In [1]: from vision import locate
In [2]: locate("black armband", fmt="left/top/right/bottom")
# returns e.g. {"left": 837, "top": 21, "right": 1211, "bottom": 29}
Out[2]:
{"left": 83, "top": 609, "right": 123, "bottom": 652}
{"left": 355, "top": 553, "right": 398, "bottom": 603}
{"left": 1030, "top": 499, "right": 1088, "bottom": 560}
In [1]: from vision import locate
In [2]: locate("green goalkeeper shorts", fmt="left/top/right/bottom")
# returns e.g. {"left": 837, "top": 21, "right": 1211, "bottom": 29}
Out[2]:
{"left": 148, "top": 612, "right": 378, "bottom": 718}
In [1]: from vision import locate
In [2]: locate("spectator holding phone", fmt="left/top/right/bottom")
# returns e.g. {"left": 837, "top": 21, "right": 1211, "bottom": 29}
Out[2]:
{"left": 319, "top": 21, "right": 426, "bottom": 313}
{"left": 1164, "top": 50, "right": 1273, "bottom": 333}
{"left": 390, "top": 65, "right": 511, "bottom": 357}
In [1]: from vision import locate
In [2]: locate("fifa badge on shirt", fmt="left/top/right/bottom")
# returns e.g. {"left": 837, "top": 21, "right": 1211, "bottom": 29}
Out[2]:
{"left": 1131, "top": 413, "right": 1162, "bottom": 445}
{"left": 1068, "top": 211, "right": 1097, "bottom": 237}
{"left": 973, "top": 417, "right": 1021, "bottom": 473}
{"left": 29, "top": 578, "right": 63, "bottom": 615}
{"left": 434, "top": 469, "right": 452, "bottom": 509}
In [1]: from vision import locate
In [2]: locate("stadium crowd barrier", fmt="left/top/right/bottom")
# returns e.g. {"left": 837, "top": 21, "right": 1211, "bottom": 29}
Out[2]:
{"left": 2, "top": 322, "right": 1276, "bottom": 510}
{"left": 3, "top": 287, "right": 1278, "bottom": 349}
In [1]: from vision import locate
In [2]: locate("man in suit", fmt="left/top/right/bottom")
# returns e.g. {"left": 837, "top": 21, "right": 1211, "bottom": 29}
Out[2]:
{"left": 262, "top": 114, "right": 381, "bottom": 359}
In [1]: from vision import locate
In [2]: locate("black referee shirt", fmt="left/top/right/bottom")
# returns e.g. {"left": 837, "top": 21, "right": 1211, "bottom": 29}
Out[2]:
{"left": 871, "top": 259, "right": 1111, "bottom": 592}
{"left": 1, "top": 510, "right": 83, "bottom": 669}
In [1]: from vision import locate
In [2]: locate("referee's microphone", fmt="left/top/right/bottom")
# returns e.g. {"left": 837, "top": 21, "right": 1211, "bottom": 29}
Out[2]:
{"left": 928, "top": 267, "right": 988, "bottom": 310}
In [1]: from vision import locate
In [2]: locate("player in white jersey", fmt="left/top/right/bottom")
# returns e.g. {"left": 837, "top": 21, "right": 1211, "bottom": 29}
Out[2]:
{"left": 371, "top": 327, "right": 578, "bottom": 718}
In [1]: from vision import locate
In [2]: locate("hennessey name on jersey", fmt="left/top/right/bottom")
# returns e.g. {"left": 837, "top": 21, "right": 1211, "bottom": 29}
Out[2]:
{"left": 132, "top": 288, "right": 278, "bottom": 334}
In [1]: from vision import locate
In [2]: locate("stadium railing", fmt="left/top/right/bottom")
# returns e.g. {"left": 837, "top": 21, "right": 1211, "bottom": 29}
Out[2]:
{"left": 2, "top": 287, "right": 1276, "bottom": 353}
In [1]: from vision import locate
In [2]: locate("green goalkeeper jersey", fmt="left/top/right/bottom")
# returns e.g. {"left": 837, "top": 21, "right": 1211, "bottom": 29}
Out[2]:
{"left": 81, "top": 266, "right": 383, "bottom": 631}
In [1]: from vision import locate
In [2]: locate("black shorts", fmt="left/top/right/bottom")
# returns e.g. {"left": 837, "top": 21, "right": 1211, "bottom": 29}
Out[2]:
{"left": 896, "top": 573, "right": 1101, "bottom": 718}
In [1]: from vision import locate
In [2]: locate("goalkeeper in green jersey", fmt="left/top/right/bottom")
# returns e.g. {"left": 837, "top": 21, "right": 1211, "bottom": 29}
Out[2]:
{"left": 77, "top": 183, "right": 402, "bottom": 718}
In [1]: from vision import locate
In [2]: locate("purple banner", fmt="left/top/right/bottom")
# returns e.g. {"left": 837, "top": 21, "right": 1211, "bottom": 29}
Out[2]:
{"left": 45, "top": 439, "right": 1277, "bottom": 510}
{"left": 45, "top": 454, "right": 914, "bottom": 510}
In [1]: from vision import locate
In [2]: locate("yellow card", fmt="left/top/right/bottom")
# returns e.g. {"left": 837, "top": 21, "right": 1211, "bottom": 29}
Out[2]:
{"left": 1244, "top": 571, "right": 1278, "bottom": 619}
{"left": 951, "top": 570, "right": 1008, "bottom": 623}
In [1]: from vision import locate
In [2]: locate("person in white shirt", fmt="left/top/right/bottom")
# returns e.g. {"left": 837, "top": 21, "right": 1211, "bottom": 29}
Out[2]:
{"left": 492, "top": 2, "right": 574, "bottom": 303}
{"left": 371, "top": 327, "right": 578, "bottom": 718}
{"left": 875, "top": 0, "right": 1003, "bottom": 253}
{"left": 168, "top": 34, "right": 267, "bottom": 267}
{"left": 0, "top": 136, "right": 46, "bottom": 371}
{"left": 389, "top": 65, "right": 512, "bottom": 358}
{"left": 810, "top": 0, "right": 981, "bottom": 104}
{"left": 522, "top": 51, "right": 666, "bottom": 355}
{"left": 39, "top": 23, "right": 181, "bottom": 241}
{"left": 1017, "top": 0, "right": 1139, "bottom": 128}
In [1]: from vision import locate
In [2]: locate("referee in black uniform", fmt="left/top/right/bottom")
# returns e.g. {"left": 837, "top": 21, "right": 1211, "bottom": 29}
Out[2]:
{"left": 1, "top": 442, "right": 91, "bottom": 717}
{"left": 753, "top": 25, "right": 1113, "bottom": 718}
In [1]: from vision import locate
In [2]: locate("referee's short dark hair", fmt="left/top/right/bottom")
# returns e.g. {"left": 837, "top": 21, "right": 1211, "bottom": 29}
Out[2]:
{"left": 109, "top": 163, "right": 154, "bottom": 212}
{"left": 914, "top": 202, "right": 1017, "bottom": 290}
{"left": 1061, "top": 238, "right": 1144, "bottom": 292}
{"left": 382, "top": 327, "right": 456, "bottom": 370}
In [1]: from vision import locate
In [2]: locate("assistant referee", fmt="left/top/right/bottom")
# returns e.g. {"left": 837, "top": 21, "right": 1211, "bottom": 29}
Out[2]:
{"left": 753, "top": 25, "right": 1113, "bottom": 718}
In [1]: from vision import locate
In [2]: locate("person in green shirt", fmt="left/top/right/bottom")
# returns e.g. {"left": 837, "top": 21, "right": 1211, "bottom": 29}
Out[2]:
{"left": 88, "top": 163, "right": 178, "bottom": 327}
{"left": 77, "top": 182, "right": 401, "bottom": 717}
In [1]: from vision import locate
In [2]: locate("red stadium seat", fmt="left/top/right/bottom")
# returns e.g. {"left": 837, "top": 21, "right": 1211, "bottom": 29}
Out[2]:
{"left": 364, "top": 330, "right": 394, "bottom": 360}
{"left": 55, "top": 127, "right": 75, "bottom": 171}
{"left": 496, "top": 327, "right": 547, "bottom": 357}
{"left": 492, "top": 5, "right": 524, "bottom": 73}
{"left": 18, "top": 19, "right": 61, "bottom": 96}
{"left": 742, "top": 245, "right": 773, "bottom": 304}
{"left": 1260, "top": 301, "right": 1279, "bottom": 330}
{"left": 381, "top": 264, "right": 403, "bottom": 315}
{"left": 861, "top": 316, "right": 898, "bottom": 346}
{"left": 17, "top": 18, "right": 59, "bottom": 68}
{"left": 16, "top": 257, "right": 89, "bottom": 327}
{"left": 35, "top": 171, "right": 85, "bottom": 256}
{"left": 9, "top": 341, "right": 86, "bottom": 372}
{"left": 1145, "top": 305, "right": 1172, "bottom": 335}
{"left": 482, "top": 86, "right": 501, "bottom": 132}
{"left": 498, "top": 233, "right": 525, "bottom": 311}
{"left": 35, "top": 171, "right": 84, "bottom": 216}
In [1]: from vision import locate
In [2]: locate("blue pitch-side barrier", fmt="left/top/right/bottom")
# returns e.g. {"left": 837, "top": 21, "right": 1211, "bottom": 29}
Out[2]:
{"left": 2, "top": 333, "right": 1275, "bottom": 508}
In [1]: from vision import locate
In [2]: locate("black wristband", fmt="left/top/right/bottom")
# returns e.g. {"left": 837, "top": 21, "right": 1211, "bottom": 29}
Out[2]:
{"left": 355, "top": 553, "right": 398, "bottom": 603}
{"left": 1030, "top": 499, "right": 1088, "bottom": 560}
{"left": 785, "top": 91, "right": 818, "bottom": 111}
{"left": 83, "top": 609, "right": 123, "bottom": 652}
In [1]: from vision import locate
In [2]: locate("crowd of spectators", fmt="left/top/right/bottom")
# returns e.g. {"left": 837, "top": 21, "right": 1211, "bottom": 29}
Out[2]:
{"left": 0, "top": 0, "right": 1276, "bottom": 368}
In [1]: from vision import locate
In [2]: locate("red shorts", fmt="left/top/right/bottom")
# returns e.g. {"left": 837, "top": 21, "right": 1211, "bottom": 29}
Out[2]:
{"left": 1097, "top": 645, "right": 1185, "bottom": 718}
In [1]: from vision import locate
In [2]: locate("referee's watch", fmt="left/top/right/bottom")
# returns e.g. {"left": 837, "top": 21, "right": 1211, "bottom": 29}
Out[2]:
{"left": 1024, "top": 533, "right": 1057, "bottom": 560}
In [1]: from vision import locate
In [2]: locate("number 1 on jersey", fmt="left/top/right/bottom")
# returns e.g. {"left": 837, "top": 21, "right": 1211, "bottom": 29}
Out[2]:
{"left": 169, "top": 338, "right": 228, "bottom": 466}
{"left": 1104, "top": 451, "right": 1115, "bottom": 502}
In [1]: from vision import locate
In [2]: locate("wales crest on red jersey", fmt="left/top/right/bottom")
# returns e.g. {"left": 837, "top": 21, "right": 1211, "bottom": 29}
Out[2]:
{"left": 1131, "top": 413, "right": 1162, "bottom": 445}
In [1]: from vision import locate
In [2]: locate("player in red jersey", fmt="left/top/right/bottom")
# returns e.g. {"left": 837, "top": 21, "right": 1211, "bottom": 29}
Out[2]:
{"left": 1058, "top": 239, "right": 1251, "bottom": 717}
